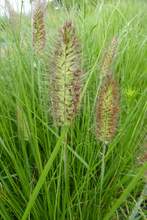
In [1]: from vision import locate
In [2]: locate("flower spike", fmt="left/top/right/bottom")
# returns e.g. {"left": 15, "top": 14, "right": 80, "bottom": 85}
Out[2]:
{"left": 51, "top": 21, "right": 82, "bottom": 126}
{"left": 96, "top": 74, "right": 119, "bottom": 144}
{"left": 33, "top": 0, "right": 46, "bottom": 55}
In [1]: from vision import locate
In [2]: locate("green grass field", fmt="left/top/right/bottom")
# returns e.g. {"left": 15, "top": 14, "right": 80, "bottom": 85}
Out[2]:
{"left": 0, "top": 0, "right": 147, "bottom": 219}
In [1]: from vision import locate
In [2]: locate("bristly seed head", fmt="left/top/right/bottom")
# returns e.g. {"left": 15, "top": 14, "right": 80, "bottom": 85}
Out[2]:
{"left": 33, "top": 0, "right": 46, "bottom": 56}
{"left": 100, "top": 36, "right": 118, "bottom": 77}
{"left": 96, "top": 74, "right": 119, "bottom": 145}
{"left": 51, "top": 21, "right": 82, "bottom": 126}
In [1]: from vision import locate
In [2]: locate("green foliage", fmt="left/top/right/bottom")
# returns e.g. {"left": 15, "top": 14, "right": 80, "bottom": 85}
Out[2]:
{"left": 0, "top": 0, "right": 147, "bottom": 219}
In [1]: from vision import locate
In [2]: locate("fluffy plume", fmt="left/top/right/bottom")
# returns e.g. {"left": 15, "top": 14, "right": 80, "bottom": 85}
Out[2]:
{"left": 33, "top": 0, "right": 46, "bottom": 55}
{"left": 51, "top": 21, "right": 82, "bottom": 126}
{"left": 96, "top": 74, "right": 119, "bottom": 144}
{"left": 100, "top": 36, "right": 118, "bottom": 77}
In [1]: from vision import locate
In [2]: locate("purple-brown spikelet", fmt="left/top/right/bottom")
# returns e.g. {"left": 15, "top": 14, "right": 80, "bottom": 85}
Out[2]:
{"left": 96, "top": 74, "right": 119, "bottom": 144}
{"left": 100, "top": 36, "right": 118, "bottom": 77}
{"left": 51, "top": 21, "right": 82, "bottom": 126}
{"left": 33, "top": 1, "right": 46, "bottom": 55}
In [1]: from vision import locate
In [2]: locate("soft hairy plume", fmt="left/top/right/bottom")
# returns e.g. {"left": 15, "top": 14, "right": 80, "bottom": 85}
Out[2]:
{"left": 96, "top": 74, "right": 119, "bottom": 144}
{"left": 51, "top": 21, "right": 82, "bottom": 126}
{"left": 100, "top": 36, "right": 118, "bottom": 77}
{"left": 33, "top": 0, "right": 46, "bottom": 55}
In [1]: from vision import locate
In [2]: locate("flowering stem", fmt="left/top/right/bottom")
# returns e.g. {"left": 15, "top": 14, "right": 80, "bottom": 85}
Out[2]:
{"left": 54, "top": 145, "right": 63, "bottom": 220}
{"left": 63, "top": 133, "right": 67, "bottom": 178}
{"left": 63, "top": 129, "right": 71, "bottom": 218}
{"left": 98, "top": 144, "right": 106, "bottom": 219}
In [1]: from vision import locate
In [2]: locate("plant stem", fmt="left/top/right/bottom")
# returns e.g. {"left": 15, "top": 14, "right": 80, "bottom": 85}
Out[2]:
{"left": 98, "top": 144, "right": 106, "bottom": 220}
{"left": 63, "top": 129, "right": 72, "bottom": 219}
{"left": 54, "top": 145, "right": 63, "bottom": 220}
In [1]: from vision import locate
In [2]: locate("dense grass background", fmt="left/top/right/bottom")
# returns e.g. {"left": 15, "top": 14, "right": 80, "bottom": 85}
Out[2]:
{"left": 0, "top": 0, "right": 147, "bottom": 219}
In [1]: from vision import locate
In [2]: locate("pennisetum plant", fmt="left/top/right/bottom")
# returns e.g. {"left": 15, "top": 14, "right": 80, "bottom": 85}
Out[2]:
{"left": 51, "top": 20, "right": 83, "bottom": 215}
{"left": 91, "top": 36, "right": 118, "bottom": 122}
{"left": 95, "top": 36, "right": 119, "bottom": 145}
{"left": 95, "top": 36, "right": 119, "bottom": 218}
{"left": 96, "top": 74, "right": 119, "bottom": 218}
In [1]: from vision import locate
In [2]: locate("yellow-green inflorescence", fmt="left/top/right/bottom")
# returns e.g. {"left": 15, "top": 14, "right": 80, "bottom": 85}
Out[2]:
{"left": 96, "top": 74, "right": 119, "bottom": 145}
{"left": 51, "top": 21, "right": 82, "bottom": 126}
{"left": 33, "top": 0, "right": 46, "bottom": 56}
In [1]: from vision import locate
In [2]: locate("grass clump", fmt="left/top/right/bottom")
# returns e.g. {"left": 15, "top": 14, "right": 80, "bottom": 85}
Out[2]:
{"left": 0, "top": 0, "right": 147, "bottom": 219}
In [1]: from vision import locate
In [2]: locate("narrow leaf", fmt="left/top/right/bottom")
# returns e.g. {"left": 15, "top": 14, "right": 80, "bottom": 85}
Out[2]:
{"left": 22, "top": 125, "right": 70, "bottom": 220}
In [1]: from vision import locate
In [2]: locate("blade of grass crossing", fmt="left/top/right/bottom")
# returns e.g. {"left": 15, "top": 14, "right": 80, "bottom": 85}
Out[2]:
{"left": 22, "top": 125, "right": 70, "bottom": 220}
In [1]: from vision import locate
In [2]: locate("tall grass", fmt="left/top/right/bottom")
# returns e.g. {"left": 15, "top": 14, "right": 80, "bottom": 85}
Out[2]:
{"left": 0, "top": 0, "right": 147, "bottom": 219}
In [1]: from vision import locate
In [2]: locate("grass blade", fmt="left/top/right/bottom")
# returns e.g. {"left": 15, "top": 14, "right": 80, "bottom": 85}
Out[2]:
{"left": 22, "top": 125, "right": 70, "bottom": 220}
